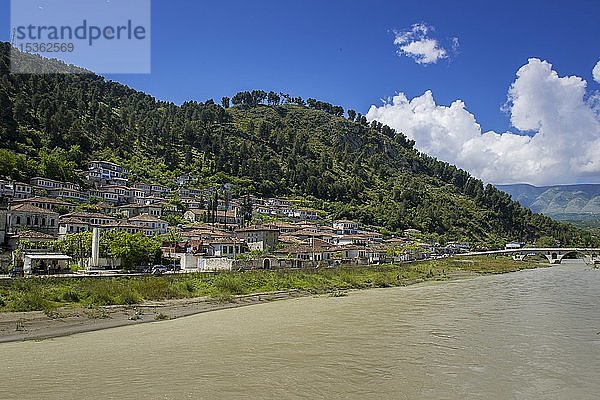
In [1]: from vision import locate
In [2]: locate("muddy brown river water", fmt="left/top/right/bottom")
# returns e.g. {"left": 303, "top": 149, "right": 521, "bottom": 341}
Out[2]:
{"left": 1, "top": 260, "right": 599, "bottom": 399}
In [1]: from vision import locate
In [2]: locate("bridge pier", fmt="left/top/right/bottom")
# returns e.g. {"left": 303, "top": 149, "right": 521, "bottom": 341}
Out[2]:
{"left": 511, "top": 251, "right": 561, "bottom": 264}
{"left": 544, "top": 251, "right": 563, "bottom": 264}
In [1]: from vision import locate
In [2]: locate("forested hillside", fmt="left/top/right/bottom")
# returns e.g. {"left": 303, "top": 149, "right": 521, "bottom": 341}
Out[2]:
{"left": 0, "top": 43, "right": 594, "bottom": 247}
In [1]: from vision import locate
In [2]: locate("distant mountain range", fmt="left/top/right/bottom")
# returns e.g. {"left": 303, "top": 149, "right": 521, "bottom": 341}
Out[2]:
{"left": 496, "top": 184, "right": 600, "bottom": 221}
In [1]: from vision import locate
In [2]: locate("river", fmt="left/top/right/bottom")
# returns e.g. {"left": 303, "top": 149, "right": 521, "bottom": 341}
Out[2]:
{"left": 1, "top": 260, "right": 599, "bottom": 399}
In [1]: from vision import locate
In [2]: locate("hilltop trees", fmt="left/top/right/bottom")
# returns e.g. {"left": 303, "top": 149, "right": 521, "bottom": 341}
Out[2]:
{"left": 306, "top": 98, "right": 344, "bottom": 116}
{"left": 231, "top": 90, "right": 268, "bottom": 107}
{"left": 227, "top": 89, "right": 346, "bottom": 118}
{"left": 267, "top": 91, "right": 280, "bottom": 106}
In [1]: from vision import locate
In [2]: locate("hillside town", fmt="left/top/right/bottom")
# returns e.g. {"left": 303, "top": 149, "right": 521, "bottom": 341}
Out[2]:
{"left": 0, "top": 161, "right": 469, "bottom": 275}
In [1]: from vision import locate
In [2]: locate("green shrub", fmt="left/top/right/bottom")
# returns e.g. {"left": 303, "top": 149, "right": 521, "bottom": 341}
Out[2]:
{"left": 211, "top": 274, "right": 247, "bottom": 296}
{"left": 61, "top": 288, "right": 80, "bottom": 303}
{"left": 8, "top": 291, "right": 58, "bottom": 312}
{"left": 117, "top": 290, "right": 142, "bottom": 305}
{"left": 130, "top": 277, "right": 181, "bottom": 300}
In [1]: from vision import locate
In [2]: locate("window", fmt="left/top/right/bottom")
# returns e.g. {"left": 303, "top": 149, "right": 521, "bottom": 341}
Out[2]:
{"left": 16, "top": 216, "right": 21, "bottom": 225}
{"left": 50, "top": 219, "right": 55, "bottom": 227}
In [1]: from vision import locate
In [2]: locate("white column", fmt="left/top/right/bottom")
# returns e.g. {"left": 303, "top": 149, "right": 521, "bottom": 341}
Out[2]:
{"left": 91, "top": 227, "right": 100, "bottom": 268}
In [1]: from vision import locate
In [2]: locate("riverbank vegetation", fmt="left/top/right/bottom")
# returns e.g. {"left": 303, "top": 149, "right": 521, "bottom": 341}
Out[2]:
{"left": 0, "top": 257, "right": 544, "bottom": 313}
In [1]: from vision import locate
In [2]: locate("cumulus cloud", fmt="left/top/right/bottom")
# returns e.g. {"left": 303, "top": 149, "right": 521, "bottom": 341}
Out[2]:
{"left": 366, "top": 58, "right": 600, "bottom": 185}
{"left": 393, "top": 23, "right": 449, "bottom": 65}
{"left": 593, "top": 60, "right": 600, "bottom": 84}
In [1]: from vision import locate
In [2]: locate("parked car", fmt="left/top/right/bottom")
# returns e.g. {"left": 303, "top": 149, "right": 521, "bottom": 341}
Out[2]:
{"left": 152, "top": 265, "right": 168, "bottom": 275}
{"left": 140, "top": 265, "right": 153, "bottom": 274}
{"left": 9, "top": 268, "right": 24, "bottom": 277}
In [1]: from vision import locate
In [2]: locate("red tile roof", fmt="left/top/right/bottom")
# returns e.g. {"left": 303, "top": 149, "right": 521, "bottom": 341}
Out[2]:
{"left": 9, "top": 203, "right": 58, "bottom": 214}
{"left": 14, "top": 230, "right": 56, "bottom": 240}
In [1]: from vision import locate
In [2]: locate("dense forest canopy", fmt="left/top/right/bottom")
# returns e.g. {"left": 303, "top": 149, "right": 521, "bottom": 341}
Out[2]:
{"left": 0, "top": 43, "right": 595, "bottom": 248}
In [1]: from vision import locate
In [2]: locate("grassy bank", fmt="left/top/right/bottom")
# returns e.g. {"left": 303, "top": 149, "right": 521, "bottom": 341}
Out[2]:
{"left": 0, "top": 257, "right": 544, "bottom": 313}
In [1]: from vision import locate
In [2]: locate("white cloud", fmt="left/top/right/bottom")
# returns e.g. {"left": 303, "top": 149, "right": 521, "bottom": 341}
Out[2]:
{"left": 451, "top": 37, "right": 460, "bottom": 52}
{"left": 393, "top": 23, "right": 449, "bottom": 65}
{"left": 366, "top": 58, "right": 600, "bottom": 185}
{"left": 593, "top": 60, "right": 600, "bottom": 84}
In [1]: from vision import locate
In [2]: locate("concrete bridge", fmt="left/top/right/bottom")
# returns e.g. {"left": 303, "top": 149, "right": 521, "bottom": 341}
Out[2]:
{"left": 464, "top": 248, "right": 600, "bottom": 265}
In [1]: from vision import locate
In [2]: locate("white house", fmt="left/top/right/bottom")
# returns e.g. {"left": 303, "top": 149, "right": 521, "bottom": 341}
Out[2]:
{"left": 337, "top": 244, "right": 368, "bottom": 262}
{"left": 180, "top": 197, "right": 203, "bottom": 209}
{"left": 184, "top": 209, "right": 205, "bottom": 223}
{"left": 235, "top": 225, "right": 280, "bottom": 251}
{"left": 208, "top": 237, "right": 246, "bottom": 258}
{"left": 87, "top": 161, "right": 128, "bottom": 182}
{"left": 101, "top": 221, "right": 143, "bottom": 235}
{"left": 333, "top": 220, "right": 360, "bottom": 235}
{"left": 60, "top": 211, "right": 116, "bottom": 226}
{"left": 150, "top": 184, "right": 171, "bottom": 196}
{"left": 58, "top": 217, "right": 91, "bottom": 238}
{"left": 117, "top": 203, "right": 162, "bottom": 218}
{"left": 128, "top": 214, "right": 168, "bottom": 236}
{"left": 273, "top": 238, "right": 335, "bottom": 265}
{"left": 337, "top": 234, "right": 369, "bottom": 246}
{"left": 13, "top": 182, "right": 33, "bottom": 199}
{"left": 12, "top": 196, "right": 75, "bottom": 212}
{"left": 505, "top": 242, "right": 524, "bottom": 250}
{"left": 6, "top": 203, "right": 59, "bottom": 236}
{"left": 48, "top": 188, "right": 88, "bottom": 202}
{"left": 30, "top": 176, "right": 80, "bottom": 191}
{"left": 176, "top": 174, "right": 196, "bottom": 186}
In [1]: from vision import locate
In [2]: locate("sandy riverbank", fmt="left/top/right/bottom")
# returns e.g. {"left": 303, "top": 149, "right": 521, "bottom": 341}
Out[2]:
{"left": 0, "top": 258, "right": 546, "bottom": 343}
{"left": 0, "top": 270, "right": 485, "bottom": 343}
{"left": 0, "top": 290, "right": 310, "bottom": 343}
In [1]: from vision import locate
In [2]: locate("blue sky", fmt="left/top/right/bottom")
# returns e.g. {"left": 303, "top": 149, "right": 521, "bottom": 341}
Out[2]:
{"left": 3, "top": 0, "right": 600, "bottom": 184}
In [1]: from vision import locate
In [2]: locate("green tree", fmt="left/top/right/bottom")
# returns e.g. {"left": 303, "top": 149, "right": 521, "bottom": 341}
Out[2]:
{"left": 221, "top": 96, "right": 230, "bottom": 109}
{"left": 536, "top": 236, "right": 558, "bottom": 248}
{"left": 347, "top": 109, "right": 356, "bottom": 121}
{"left": 61, "top": 231, "right": 93, "bottom": 262}
{"left": 267, "top": 91, "right": 280, "bottom": 105}
{"left": 103, "top": 231, "right": 161, "bottom": 269}
{"left": 240, "top": 194, "right": 253, "bottom": 226}
{"left": 39, "top": 147, "right": 79, "bottom": 182}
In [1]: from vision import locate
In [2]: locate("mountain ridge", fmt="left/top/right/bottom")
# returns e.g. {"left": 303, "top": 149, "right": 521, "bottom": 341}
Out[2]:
{"left": 497, "top": 183, "right": 600, "bottom": 221}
